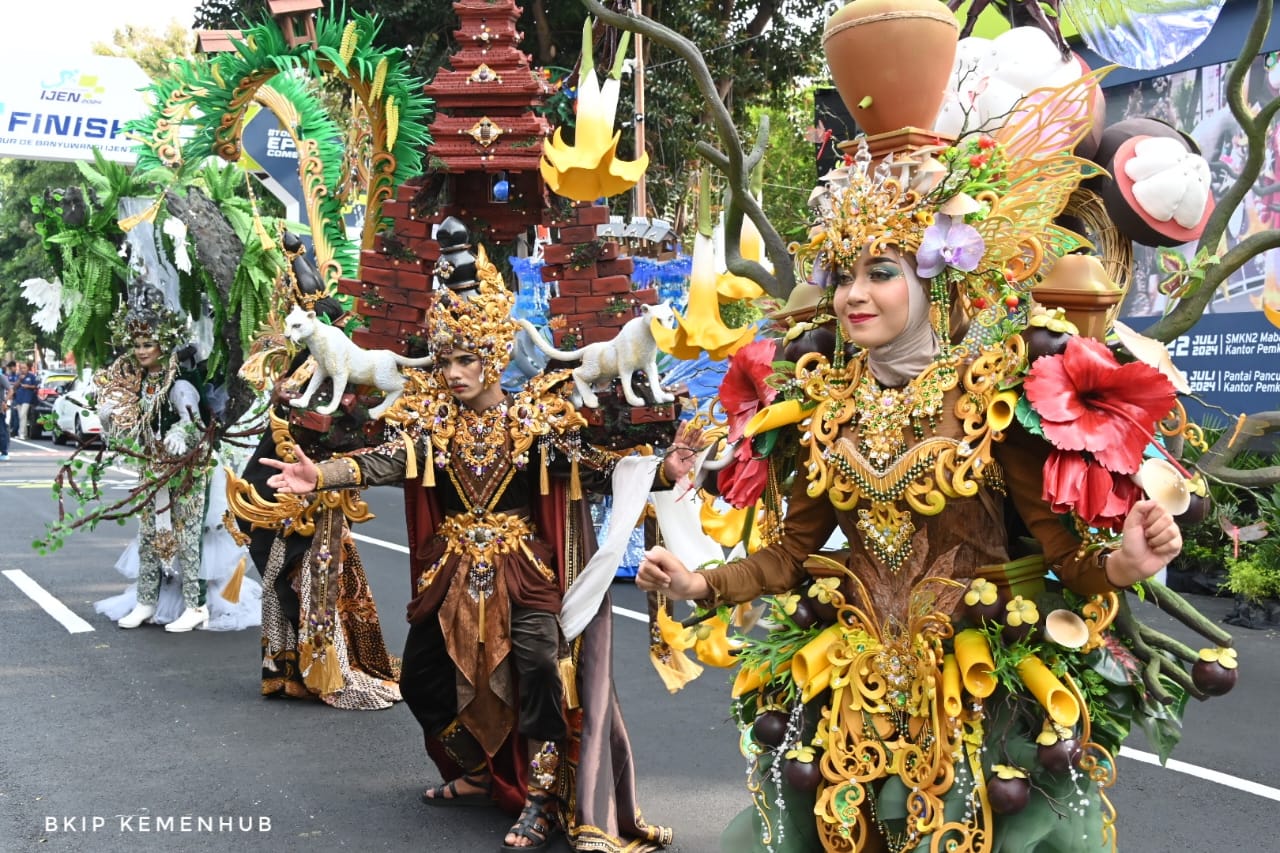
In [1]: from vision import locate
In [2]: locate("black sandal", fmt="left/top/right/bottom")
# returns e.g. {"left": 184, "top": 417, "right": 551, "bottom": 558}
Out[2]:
{"left": 420, "top": 771, "right": 492, "bottom": 807}
{"left": 499, "top": 790, "right": 560, "bottom": 851}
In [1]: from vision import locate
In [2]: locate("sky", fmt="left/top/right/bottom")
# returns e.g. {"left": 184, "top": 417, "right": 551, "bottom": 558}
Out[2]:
{"left": 4, "top": 0, "right": 202, "bottom": 56}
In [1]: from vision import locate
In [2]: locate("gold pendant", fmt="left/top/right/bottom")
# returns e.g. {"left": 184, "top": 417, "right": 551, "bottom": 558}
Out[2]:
{"left": 856, "top": 503, "right": 914, "bottom": 571}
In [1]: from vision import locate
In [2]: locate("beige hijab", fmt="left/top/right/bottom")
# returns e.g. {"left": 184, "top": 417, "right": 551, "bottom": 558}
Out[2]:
{"left": 864, "top": 255, "right": 939, "bottom": 388}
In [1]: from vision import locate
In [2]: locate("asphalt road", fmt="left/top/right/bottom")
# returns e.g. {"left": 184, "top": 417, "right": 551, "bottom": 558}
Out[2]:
{"left": 1, "top": 435, "right": 1276, "bottom": 853}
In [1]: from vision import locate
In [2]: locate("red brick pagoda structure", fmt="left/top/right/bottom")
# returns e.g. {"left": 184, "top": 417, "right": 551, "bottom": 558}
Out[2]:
{"left": 340, "top": 0, "right": 554, "bottom": 352}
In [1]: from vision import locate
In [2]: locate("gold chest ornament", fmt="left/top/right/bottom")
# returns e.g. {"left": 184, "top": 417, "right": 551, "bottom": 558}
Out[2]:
{"left": 798, "top": 338, "right": 1022, "bottom": 571}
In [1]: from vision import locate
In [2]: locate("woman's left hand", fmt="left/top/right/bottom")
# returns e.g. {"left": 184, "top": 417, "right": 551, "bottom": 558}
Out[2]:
{"left": 662, "top": 421, "right": 711, "bottom": 485}
{"left": 1106, "top": 499, "right": 1183, "bottom": 587}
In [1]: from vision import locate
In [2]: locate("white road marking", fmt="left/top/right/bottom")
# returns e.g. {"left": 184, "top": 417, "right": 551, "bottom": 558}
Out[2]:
{"left": 2, "top": 569, "right": 95, "bottom": 633}
{"left": 348, "top": 531, "right": 409, "bottom": 554}
{"left": 10, "top": 438, "right": 61, "bottom": 453}
{"left": 7, "top": 438, "right": 137, "bottom": 479}
{"left": 611, "top": 605, "right": 646, "bottom": 623}
{"left": 1120, "top": 746, "right": 1280, "bottom": 802}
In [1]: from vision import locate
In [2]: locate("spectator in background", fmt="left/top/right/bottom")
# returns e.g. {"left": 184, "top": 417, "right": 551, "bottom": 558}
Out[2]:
{"left": 0, "top": 368, "right": 9, "bottom": 459}
{"left": 4, "top": 361, "right": 17, "bottom": 437}
{"left": 14, "top": 362, "right": 40, "bottom": 440}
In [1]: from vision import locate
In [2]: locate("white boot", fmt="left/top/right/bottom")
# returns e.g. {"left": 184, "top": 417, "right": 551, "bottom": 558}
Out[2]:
{"left": 164, "top": 605, "right": 210, "bottom": 633}
{"left": 117, "top": 603, "right": 157, "bottom": 629}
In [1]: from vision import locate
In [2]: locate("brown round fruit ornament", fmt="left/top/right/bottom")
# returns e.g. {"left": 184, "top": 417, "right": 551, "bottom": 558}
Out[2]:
{"left": 783, "top": 757, "right": 823, "bottom": 792}
{"left": 753, "top": 709, "right": 790, "bottom": 748}
{"left": 1037, "top": 738, "right": 1082, "bottom": 775}
{"left": 1191, "top": 658, "right": 1238, "bottom": 697}
{"left": 987, "top": 775, "right": 1030, "bottom": 814}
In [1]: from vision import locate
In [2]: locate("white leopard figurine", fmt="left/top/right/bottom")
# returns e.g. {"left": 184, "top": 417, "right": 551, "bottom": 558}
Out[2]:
{"left": 283, "top": 305, "right": 434, "bottom": 419}
{"left": 518, "top": 302, "right": 677, "bottom": 408}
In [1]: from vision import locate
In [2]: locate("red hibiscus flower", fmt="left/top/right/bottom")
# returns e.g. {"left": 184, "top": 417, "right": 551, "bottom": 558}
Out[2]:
{"left": 719, "top": 339, "right": 778, "bottom": 443}
{"left": 1042, "top": 449, "right": 1145, "bottom": 532}
{"left": 718, "top": 442, "right": 770, "bottom": 509}
{"left": 1023, "top": 336, "right": 1176, "bottom": 475}
{"left": 716, "top": 339, "right": 779, "bottom": 508}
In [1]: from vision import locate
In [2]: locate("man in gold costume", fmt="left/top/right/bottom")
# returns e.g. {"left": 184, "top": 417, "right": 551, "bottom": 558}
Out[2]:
{"left": 264, "top": 222, "right": 698, "bottom": 852}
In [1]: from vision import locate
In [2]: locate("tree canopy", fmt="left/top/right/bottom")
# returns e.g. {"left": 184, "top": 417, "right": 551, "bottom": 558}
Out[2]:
{"left": 191, "top": 1, "right": 831, "bottom": 221}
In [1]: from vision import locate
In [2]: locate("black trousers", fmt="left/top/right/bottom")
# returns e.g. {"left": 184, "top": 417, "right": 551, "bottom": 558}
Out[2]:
{"left": 401, "top": 605, "right": 568, "bottom": 748}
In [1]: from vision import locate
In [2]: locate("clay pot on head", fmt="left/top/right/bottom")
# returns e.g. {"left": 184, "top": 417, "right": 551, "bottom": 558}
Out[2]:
{"left": 823, "top": 0, "right": 959, "bottom": 137}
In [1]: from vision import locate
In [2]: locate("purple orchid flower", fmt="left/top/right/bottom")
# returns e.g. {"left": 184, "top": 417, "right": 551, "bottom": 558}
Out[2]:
{"left": 915, "top": 213, "right": 985, "bottom": 278}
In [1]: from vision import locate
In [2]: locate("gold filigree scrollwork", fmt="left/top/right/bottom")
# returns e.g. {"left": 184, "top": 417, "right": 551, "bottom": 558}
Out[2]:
{"left": 152, "top": 87, "right": 198, "bottom": 166}
{"left": 295, "top": 136, "right": 343, "bottom": 290}
{"left": 800, "top": 347, "right": 1028, "bottom": 570}
{"left": 224, "top": 467, "right": 372, "bottom": 536}
{"left": 222, "top": 510, "right": 253, "bottom": 547}
{"left": 1158, "top": 398, "right": 1207, "bottom": 453}
{"left": 215, "top": 71, "right": 275, "bottom": 161}
{"left": 240, "top": 335, "right": 297, "bottom": 393}
{"left": 812, "top": 576, "right": 985, "bottom": 853}
{"left": 1079, "top": 592, "right": 1120, "bottom": 653}
{"left": 224, "top": 410, "right": 374, "bottom": 535}
{"left": 1064, "top": 668, "right": 1119, "bottom": 852}
{"left": 225, "top": 463, "right": 318, "bottom": 536}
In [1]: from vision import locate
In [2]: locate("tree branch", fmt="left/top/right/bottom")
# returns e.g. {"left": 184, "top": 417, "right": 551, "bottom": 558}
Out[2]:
{"left": 1146, "top": 0, "right": 1277, "bottom": 342}
{"left": 1197, "top": 411, "right": 1280, "bottom": 488}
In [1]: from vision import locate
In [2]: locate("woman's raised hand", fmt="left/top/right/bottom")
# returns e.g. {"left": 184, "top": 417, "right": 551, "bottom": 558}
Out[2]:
{"left": 1105, "top": 499, "right": 1184, "bottom": 587}
{"left": 260, "top": 444, "right": 320, "bottom": 495}
{"left": 636, "top": 546, "right": 710, "bottom": 601}
{"left": 661, "top": 420, "right": 712, "bottom": 485}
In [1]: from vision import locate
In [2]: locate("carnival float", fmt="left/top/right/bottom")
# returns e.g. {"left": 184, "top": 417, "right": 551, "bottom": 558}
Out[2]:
{"left": 25, "top": 0, "right": 1280, "bottom": 850}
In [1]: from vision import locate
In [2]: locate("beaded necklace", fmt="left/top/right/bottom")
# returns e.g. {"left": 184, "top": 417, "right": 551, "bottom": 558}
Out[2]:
{"left": 454, "top": 401, "right": 508, "bottom": 475}
{"left": 851, "top": 361, "right": 955, "bottom": 469}
{"left": 801, "top": 349, "right": 1019, "bottom": 572}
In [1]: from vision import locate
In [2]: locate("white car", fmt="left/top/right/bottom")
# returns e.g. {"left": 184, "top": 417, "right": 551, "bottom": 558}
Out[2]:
{"left": 51, "top": 377, "right": 103, "bottom": 445}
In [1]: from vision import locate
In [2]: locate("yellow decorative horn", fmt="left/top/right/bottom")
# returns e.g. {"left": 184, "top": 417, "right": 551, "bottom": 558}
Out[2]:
{"left": 953, "top": 629, "right": 997, "bottom": 698}
{"left": 941, "top": 653, "right": 963, "bottom": 719}
{"left": 732, "top": 658, "right": 792, "bottom": 699}
{"left": 1016, "top": 654, "right": 1081, "bottom": 727}
{"left": 987, "top": 390, "right": 1019, "bottom": 432}
{"left": 791, "top": 624, "right": 844, "bottom": 701}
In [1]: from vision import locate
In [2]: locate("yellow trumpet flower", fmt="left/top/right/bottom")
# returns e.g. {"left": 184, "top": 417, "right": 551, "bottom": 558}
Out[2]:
{"left": 742, "top": 399, "right": 810, "bottom": 437}
{"left": 656, "top": 605, "right": 696, "bottom": 652}
{"left": 717, "top": 161, "right": 770, "bottom": 302}
{"left": 651, "top": 170, "right": 759, "bottom": 360}
{"left": 693, "top": 613, "right": 741, "bottom": 668}
{"left": 699, "top": 495, "right": 764, "bottom": 552}
{"left": 540, "top": 21, "right": 648, "bottom": 202}
{"left": 651, "top": 230, "right": 759, "bottom": 360}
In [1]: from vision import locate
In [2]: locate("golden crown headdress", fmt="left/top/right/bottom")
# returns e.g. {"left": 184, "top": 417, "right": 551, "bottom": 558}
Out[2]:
{"left": 427, "top": 244, "right": 518, "bottom": 386}
{"left": 801, "top": 69, "right": 1106, "bottom": 321}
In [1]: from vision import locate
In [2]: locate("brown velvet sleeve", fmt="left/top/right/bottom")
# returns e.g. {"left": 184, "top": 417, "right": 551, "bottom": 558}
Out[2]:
{"left": 996, "top": 424, "right": 1118, "bottom": 596}
{"left": 699, "top": 475, "right": 839, "bottom": 606}
{"left": 318, "top": 436, "right": 418, "bottom": 489}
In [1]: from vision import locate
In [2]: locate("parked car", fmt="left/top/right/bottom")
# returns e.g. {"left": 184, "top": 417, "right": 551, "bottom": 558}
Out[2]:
{"left": 28, "top": 372, "right": 77, "bottom": 439}
{"left": 51, "top": 376, "right": 103, "bottom": 445}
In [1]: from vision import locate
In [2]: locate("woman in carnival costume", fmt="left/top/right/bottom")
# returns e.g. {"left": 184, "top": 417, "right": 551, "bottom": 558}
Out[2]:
{"left": 94, "top": 286, "right": 260, "bottom": 633}
{"left": 233, "top": 236, "right": 402, "bottom": 711}
{"left": 636, "top": 69, "right": 1229, "bottom": 851}
{"left": 263, "top": 229, "right": 695, "bottom": 852}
